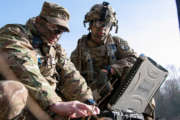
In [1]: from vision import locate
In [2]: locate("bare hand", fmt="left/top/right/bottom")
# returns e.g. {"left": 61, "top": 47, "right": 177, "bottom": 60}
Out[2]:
{"left": 50, "top": 101, "right": 100, "bottom": 118}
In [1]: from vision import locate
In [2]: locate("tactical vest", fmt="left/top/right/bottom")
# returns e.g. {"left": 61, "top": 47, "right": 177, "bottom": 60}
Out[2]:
{"left": 77, "top": 34, "right": 118, "bottom": 86}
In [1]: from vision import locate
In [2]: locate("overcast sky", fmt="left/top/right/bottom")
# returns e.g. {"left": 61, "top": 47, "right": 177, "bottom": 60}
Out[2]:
{"left": 1, "top": 0, "right": 180, "bottom": 69}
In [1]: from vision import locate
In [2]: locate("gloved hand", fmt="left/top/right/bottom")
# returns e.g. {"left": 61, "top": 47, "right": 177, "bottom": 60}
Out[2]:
{"left": 97, "top": 70, "right": 113, "bottom": 97}
{"left": 104, "top": 66, "right": 116, "bottom": 75}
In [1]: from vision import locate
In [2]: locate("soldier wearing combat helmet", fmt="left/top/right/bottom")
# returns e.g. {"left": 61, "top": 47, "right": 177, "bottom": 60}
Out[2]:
{"left": 71, "top": 2, "right": 155, "bottom": 120}
{"left": 83, "top": 2, "right": 118, "bottom": 43}
{"left": 0, "top": 1, "right": 99, "bottom": 119}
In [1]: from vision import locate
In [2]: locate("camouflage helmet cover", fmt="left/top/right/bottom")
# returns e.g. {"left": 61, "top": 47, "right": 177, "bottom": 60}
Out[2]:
{"left": 40, "top": 1, "right": 70, "bottom": 31}
{"left": 84, "top": 2, "right": 118, "bottom": 32}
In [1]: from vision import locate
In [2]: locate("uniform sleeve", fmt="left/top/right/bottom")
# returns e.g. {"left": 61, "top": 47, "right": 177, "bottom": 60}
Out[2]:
{"left": 111, "top": 36, "right": 138, "bottom": 76}
{"left": 70, "top": 39, "right": 81, "bottom": 71}
{"left": 56, "top": 44, "right": 93, "bottom": 102}
{"left": 0, "top": 24, "right": 62, "bottom": 111}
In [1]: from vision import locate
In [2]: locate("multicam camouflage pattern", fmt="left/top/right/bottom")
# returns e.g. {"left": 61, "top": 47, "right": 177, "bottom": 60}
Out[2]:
{"left": 84, "top": 2, "right": 118, "bottom": 33}
{"left": 71, "top": 34, "right": 137, "bottom": 100}
{"left": 71, "top": 34, "right": 155, "bottom": 120}
{"left": 0, "top": 81, "right": 28, "bottom": 120}
{"left": 0, "top": 12, "right": 92, "bottom": 120}
{"left": 40, "top": 1, "right": 70, "bottom": 31}
{"left": 144, "top": 99, "right": 155, "bottom": 120}
{"left": 72, "top": 2, "right": 155, "bottom": 119}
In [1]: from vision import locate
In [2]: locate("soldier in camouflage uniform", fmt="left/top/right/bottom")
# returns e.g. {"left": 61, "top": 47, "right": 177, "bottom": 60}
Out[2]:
{"left": 71, "top": 2, "right": 155, "bottom": 120}
{"left": 0, "top": 81, "right": 28, "bottom": 120}
{"left": 0, "top": 1, "right": 99, "bottom": 120}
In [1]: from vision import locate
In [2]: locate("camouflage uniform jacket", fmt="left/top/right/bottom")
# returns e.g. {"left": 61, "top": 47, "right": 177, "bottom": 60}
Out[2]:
{"left": 0, "top": 18, "right": 93, "bottom": 116}
{"left": 71, "top": 33, "right": 155, "bottom": 119}
{"left": 71, "top": 33, "right": 137, "bottom": 100}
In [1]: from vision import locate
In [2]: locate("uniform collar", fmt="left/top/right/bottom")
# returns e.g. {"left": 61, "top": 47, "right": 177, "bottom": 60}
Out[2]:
{"left": 26, "top": 17, "right": 56, "bottom": 48}
{"left": 87, "top": 33, "right": 111, "bottom": 47}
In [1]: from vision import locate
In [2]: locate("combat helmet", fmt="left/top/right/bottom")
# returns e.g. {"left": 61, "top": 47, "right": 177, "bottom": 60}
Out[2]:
{"left": 84, "top": 2, "right": 118, "bottom": 33}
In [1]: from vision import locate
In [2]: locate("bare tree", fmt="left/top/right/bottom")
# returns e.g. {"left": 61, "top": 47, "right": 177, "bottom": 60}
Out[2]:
{"left": 155, "top": 65, "right": 180, "bottom": 120}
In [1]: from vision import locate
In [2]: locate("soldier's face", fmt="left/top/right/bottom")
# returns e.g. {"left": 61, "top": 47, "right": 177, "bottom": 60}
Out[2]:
{"left": 45, "top": 23, "right": 64, "bottom": 44}
{"left": 90, "top": 20, "right": 111, "bottom": 43}
{"left": 36, "top": 17, "right": 64, "bottom": 45}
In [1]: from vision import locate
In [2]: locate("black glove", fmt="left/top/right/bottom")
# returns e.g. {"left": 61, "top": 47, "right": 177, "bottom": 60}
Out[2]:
{"left": 97, "top": 70, "right": 113, "bottom": 96}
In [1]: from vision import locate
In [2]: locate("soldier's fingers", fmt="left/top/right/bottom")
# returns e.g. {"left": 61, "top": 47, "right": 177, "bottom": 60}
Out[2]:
{"left": 91, "top": 106, "right": 100, "bottom": 115}
{"left": 76, "top": 102, "right": 92, "bottom": 111}
{"left": 76, "top": 103, "right": 100, "bottom": 116}
{"left": 69, "top": 109, "right": 88, "bottom": 118}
